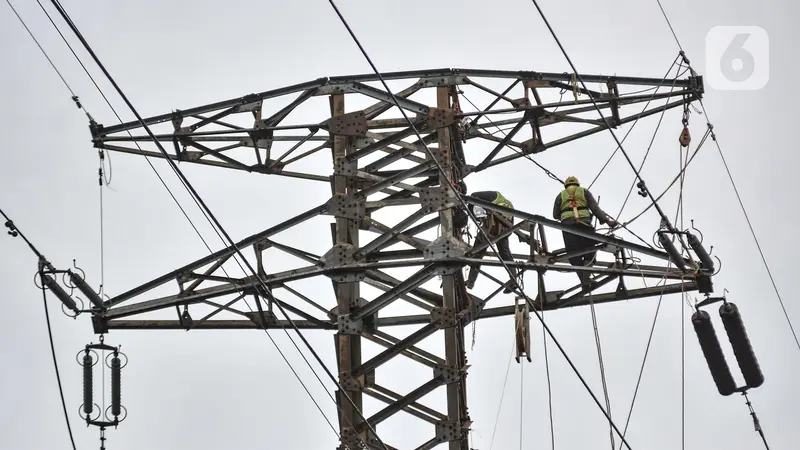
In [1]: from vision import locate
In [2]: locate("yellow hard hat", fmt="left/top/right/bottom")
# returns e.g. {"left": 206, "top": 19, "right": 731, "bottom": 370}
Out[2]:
{"left": 564, "top": 176, "right": 580, "bottom": 187}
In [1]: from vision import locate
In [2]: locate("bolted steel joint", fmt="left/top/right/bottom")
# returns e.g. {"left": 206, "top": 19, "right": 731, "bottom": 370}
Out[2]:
{"left": 337, "top": 315, "right": 363, "bottom": 335}
{"left": 430, "top": 306, "right": 457, "bottom": 329}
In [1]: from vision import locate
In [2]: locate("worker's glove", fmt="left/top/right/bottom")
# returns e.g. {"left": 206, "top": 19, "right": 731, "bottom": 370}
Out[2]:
{"left": 606, "top": 218, "right": 618, "bottom": 228}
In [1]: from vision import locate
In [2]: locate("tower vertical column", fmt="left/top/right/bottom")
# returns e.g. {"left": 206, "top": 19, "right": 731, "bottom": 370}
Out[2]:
{"left": 434, "top": 86, "right": 470, "bottom": 450}
{"left": 330, "top": 93, "right": 364, "bottom": 449}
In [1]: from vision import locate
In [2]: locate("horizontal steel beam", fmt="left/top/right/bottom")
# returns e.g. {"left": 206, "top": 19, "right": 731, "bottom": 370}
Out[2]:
{"left": 95, "top": 68, "right": 701, "bottom": 136}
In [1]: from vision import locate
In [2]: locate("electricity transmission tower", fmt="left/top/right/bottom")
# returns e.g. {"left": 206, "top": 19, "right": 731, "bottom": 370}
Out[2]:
{"left": 84, "top": 68, "right": 709, "bottom": 450}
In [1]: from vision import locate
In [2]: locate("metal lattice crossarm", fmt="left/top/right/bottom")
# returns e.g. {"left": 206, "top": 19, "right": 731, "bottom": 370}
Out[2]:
{"left": 86, "top": 68, "right": 707, "bottom": 450}
{"left": 89, "top": 68, "right": 703, "bottom": 182}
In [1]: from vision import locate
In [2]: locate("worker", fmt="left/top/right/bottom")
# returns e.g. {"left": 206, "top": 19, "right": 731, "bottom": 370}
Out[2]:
{"left": 553, "top": 176, "right": 617, "bottom": 286}
{"left": 465, "top": 190, "right": 517, "bottom": 292}
{"left": 452, "top": 180, "right": 469, "bottom": 232}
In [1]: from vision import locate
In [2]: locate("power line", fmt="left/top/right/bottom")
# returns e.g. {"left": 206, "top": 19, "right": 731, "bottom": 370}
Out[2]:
{"left": 458, "top": 91, "right": 562, "bottom": 184}
{"left": 526, "top": 0, "right": 680, "bottom": 238}
{"left": 621, "top": 125, "right": 711, "bottom": 227}
{"left": 325, "top": 1, "right": 635, "bottom": 447}
{"left": 1, "top": 208, "right": 77, "bottom": 450}
{"left": 588, "top": 55, "right": 683, "bottom": 190}
{"left": 655, "top": 0, "right": 685, "bottom": 53}
{"left": 4, "top": 0, "right": 74, "bottom": 96}
{"left": 708, "top": 126, "right": 800, "bottom": 352}
{"left": 39, "top": 275, "right": 78, "bottom": 450}
{"left": 29, "top": 0, "right": 340, "bottom": 439}
{"left": 44, "top": 2, "right": 384, "bottom": 447}
{"left": 614, "top": 65, "right": 689, "bottom": 221}
{"left": 653, "top": 3, "right": 800, "bottom": 355}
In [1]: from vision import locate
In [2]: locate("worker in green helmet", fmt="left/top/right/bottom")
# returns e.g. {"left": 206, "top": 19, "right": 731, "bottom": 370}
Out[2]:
{"left": 553, "top": 176, "right": 617, "bottom": 286}
{"left": 465, "top": 190, "right": 517, "bottom": 293}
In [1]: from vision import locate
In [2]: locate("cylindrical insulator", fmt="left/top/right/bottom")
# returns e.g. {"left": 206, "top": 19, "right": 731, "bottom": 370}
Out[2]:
{"left": 687, "top": 233, "right": 715, "bottom": 272}
{"left": 68, "top": 272, "right": 104, "bottom": 309}
{"left": 692, "top": 310, "right": 737, "bottom": 396}
{"left": 719, "top": 303, "right": 764, "bottom": 389}
{"left": 43, "top": 275, "right": 78, "bottom": 312}
{"left": 111, "top": 356, "right": 121, "bottom": 417}
{"left": 82, "top": 352, "right": 93, "bottom": 416}
{"left": 658, "top": 233, "right": 686, "bottom": 270}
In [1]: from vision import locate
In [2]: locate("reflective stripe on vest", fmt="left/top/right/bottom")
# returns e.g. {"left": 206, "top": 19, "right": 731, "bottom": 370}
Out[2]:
{"left": 560, "top": 186, "right": 591, "bottom": 222}
{"left": 493, "top": 192, "right": 513, "bottom": 219}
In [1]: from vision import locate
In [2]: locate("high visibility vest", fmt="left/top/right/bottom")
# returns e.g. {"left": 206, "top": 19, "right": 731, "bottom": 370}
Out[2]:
{"left": 492, "top": 192, "right": 513, "bottom": 220}
{"left": 560, "top": 186, "right": 591, "bottom": 222}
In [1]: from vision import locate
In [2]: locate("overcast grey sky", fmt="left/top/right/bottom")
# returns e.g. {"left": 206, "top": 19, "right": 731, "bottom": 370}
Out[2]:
{"left": 1, "top": 0, "right": 799, "bottom": 449}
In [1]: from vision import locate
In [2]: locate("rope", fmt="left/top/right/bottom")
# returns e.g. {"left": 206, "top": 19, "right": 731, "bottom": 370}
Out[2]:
{"left": 588, "top": 289, "right": 614, "bottom": 450}
{"left": 678, "top": 138, "right": 688, "bottom": 450}
{"left": 615, "top": 273, "right": 669, "bottom": 450}
{"left": 542, "top": 308, "right": 556, "bottom": 450}
{"left": 519, "top": 362, "right": 524, "bottom": 450}
{"left": 615, "top": 160, "right": 692, "bottom": 447}
{"left": 99, "top": 152, "right": 106, "bottom": 299}
{"left": 488, "top": 341, "right": 517, "bottom": 450}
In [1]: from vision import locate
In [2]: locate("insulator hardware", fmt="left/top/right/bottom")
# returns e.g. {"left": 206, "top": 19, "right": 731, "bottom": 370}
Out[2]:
{"left": 4, "top": 220, "right": 18, "bottom": 237}
{"left": 657, "top": 232, "right": 686, "bottom": 270}
{"left": 687, "top": 232, "right": 715, "bottom": 272}
{"left": 111, "top": 355, "right": 121, "bottom": 417}
{"left": 43, "top": 274, "right": 79, "bottom": 312}
{"left": 719, "top": 302, "right": 764, "bottom": 389}
{"left": 679, "top": 126, "right": 691, "bottom": 147}
{"left": 692, "top": 297, "right": 765, "bottom": 398}
{"left": 692, "top": 309, "right": 736, "bottom": 396}
{"left": 82, "top": 351, "right": 93, "bottom": 416}
{"left": 77, "top": 338, "right": 128, "bottom": 429}
{"left": 68, "top": 271, "right": 105, "bottom": 310}
{"left": 636, "top": 180, "right": 647, "bottom": 197}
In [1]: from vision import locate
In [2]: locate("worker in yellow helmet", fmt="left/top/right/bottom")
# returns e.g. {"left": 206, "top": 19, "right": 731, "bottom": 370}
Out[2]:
{"left": 553, "top": 176, "right": 617, "bottom": 286}
{"left": 465, "top": 190, "right": 517, "bottom": 293}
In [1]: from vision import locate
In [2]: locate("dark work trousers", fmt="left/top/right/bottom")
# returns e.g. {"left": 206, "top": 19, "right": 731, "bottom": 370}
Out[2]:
{"left": 561, "top": 220, "right": 597, "bottom": 285}
{"left": 466, "top": 216, "right": 514, "bottom": 287}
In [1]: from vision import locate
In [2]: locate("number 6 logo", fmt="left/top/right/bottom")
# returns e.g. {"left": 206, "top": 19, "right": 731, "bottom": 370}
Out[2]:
{"left": 706, "top": 26, "right": 769, "bottom": 91}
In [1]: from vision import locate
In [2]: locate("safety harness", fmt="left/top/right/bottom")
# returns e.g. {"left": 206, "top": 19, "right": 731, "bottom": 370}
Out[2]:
{"left": 560, "top": 186, "right": 591, "bottom": 224}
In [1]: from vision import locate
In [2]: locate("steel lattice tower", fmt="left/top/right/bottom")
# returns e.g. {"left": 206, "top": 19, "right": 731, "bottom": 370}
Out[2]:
{"left": 86, "top": 68, "right": 709, "bottom": 450}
